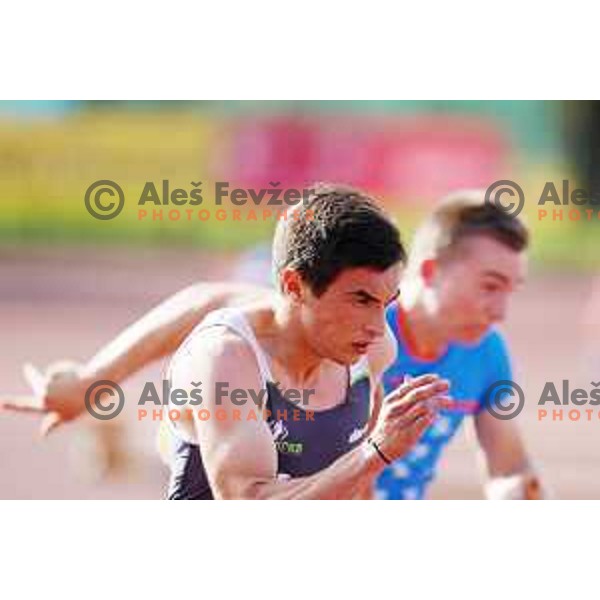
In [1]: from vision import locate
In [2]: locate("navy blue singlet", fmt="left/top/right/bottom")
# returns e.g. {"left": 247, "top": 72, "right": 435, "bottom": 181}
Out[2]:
{"left": 164, "top": 308, "right": 372, "bottom": 500}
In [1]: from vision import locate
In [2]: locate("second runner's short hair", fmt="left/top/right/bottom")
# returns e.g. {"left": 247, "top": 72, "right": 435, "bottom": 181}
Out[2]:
{"left": 409, "top": 189, "right": 530, "bottom": 270}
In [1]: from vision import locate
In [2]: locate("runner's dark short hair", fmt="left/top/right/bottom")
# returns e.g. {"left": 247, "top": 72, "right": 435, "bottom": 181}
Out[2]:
{"left": 272, "top": 183, "right": 406, "bottom": 296}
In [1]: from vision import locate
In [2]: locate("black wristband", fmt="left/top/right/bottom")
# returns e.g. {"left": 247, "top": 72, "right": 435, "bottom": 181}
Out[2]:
{"left": 368, "top": 438, "right": 392, "bottom": 465}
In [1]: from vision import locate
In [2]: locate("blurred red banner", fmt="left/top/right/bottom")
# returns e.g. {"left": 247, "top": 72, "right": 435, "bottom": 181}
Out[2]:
{"left": 220, "top": 115, "right": 509, "bottom": 204}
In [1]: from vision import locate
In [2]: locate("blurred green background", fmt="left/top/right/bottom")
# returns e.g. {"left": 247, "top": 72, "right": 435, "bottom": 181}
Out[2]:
{"left": 0, "top": 100, "right": 597, "bottom": 269}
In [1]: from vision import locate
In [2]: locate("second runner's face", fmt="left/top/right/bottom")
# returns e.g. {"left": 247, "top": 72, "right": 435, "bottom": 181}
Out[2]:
{"left": 430, "top": 235, "right": 527, "bottom": 344}
{"left": 300, "top": 264, "right": 402, "bottom": 365}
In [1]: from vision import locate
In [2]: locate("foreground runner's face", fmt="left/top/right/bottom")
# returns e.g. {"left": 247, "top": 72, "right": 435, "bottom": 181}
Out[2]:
{"left": 297, "top": 263, "right": 402, "bottom": 365}
{"left": 429, "top": 235, "right": 527, "bottom": 344}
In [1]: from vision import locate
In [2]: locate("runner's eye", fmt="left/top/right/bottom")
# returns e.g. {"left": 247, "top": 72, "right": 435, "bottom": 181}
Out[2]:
{"left": 482, "top": 282, "right": 501, "bottom": 293}
{"left": 352, "top": 293, "right": 374, "bottom": 306}
{"left": 355, "top": 297, "right": 371, "bottom": 306}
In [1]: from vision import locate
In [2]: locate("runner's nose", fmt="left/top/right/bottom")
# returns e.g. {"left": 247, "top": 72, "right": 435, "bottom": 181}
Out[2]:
{"left": 488, "top": 294, "right": 509, "bottom": 322}
{"left": 364, "top": 308, "right": 386, "bottom": 339}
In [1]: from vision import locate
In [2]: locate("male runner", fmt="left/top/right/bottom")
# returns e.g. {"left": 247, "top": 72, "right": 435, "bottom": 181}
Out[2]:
{"left": 3, "top": 185, "right": 449, "bottom": 499}
{"left": 3, "top": 189, "right": 543, "bottom": 499}
{"left": 375, "top": 190, "right": 542, "bottom": 499}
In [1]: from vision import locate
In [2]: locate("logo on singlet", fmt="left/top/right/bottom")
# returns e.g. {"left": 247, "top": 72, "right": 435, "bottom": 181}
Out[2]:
{"left": 348, "top": 426, "right": 367, "bottom": 444}
{"left": 269, "top": 420, "right": 304, "bottom": 455}
{"left": 269, "top": 419, "right": 289, "bottom": 442}
{"left": 275, "top": 441, "right": 304, "bottom": 455}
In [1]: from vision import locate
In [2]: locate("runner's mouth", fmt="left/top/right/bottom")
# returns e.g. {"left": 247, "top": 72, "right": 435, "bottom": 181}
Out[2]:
{"left": 352, "top": 342, "right": 371, "bottom": 354}
{"left": 465, "top": 324, "right": 489, "bottom": 337}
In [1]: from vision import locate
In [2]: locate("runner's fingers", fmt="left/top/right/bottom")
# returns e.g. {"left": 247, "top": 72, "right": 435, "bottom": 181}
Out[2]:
{"left": 390, "top": 374, "right": 440, "bottom": 399}
{"left": 407, "top": 381, "right": 450, "bottom": 403}
{"left": 433, "top": 395, "right": 453, "bottom": 410}
{"left": 388, "top": 378, "right": 449, "bottom": 404}
{"left": 389, "top": 402, "right": 435, "bottom": 426}
{"left": 409, "top": 412, "right": 436, "bottom": 434}
{"left": 0, "top": 395, "right": 46, "bottom": 413}
{"left": 386, "top": 381, "right": 450, "bottom": 411}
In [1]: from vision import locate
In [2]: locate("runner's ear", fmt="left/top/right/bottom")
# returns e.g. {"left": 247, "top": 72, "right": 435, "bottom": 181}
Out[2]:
{"left": 280, "top": 268, "right": 304, "bottom": 302}
{"left": 420, "top": 259, "right": 437, "bottom": 286}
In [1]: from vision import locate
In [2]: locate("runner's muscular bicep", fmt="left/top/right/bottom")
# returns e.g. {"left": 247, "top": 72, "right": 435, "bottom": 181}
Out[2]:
{"left": 202, "top": 417, "right": 278, "bottom": 499}
{"left": 169, "top": 329, "right": 278, "bottom": 499}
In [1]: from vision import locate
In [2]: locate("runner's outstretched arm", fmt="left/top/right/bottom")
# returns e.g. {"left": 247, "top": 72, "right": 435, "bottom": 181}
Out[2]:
{"left": 1, "top": 282, "right": 269, "bottom": 433}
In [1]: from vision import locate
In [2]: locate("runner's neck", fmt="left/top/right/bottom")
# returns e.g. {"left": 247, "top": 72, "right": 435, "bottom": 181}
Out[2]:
{"left": 256, "top": 302, "right": 329, "bottom": 387}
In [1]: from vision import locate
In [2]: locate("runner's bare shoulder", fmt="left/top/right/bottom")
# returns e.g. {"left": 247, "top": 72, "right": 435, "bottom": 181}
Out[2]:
{"left": 173, "top": 325, "right": 263, "bottom": 394}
